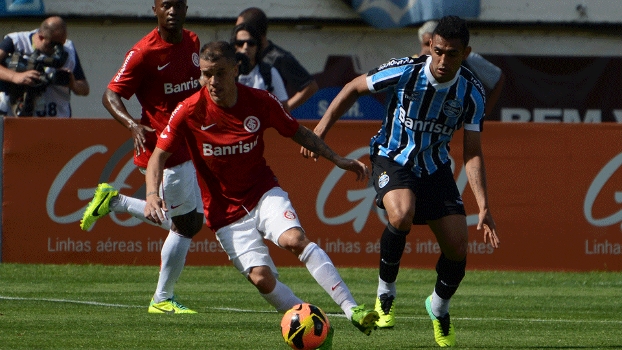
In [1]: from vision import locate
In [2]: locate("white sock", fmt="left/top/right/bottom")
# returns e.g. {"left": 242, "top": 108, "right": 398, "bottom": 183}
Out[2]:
{"left": 431, "top": 290, "right": 450, "bottom": 317}
{"left": 153, "top": 231, "right": 191, "bottom": 302}
{"left": 377, "top": 276, "right": 397, "bottom": 298}
{"left": 299, "top": 243, "right": 357, "bottom": 320}
{"left": 260, "top": 280, "right": 304, "bottom": 312}
{"left": 112, "top": 194, "right": 172, "bottom": 230}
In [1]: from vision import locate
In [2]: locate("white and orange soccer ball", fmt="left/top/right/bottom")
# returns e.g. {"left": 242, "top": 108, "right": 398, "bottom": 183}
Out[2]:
{"left": 280, "top": 303, "right": 330, "bottom": 350}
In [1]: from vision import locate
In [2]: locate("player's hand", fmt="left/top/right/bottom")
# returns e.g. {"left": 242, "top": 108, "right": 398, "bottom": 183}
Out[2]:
{"left": 144, "top": 193, "right": 168, "bottom": 225}
{"left": 13, "top": 70, "right": 41, "bottom": 86}
{"left": 334, "top": 157, "right": 370, "bottom": 182}
{"left": 130, "top": 123, "right": 155, "bottom": 156}
{"left": 477, "top": 209, "right": 500, "bottom": 248}
{"left": 300, "top": 146, "right": 319, "bottom": 161}
{"left": 300, "top": 126, "right": 325, "bottom": 161}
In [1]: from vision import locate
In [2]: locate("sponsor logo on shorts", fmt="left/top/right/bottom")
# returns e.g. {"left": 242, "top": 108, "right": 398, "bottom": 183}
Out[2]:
{"left": 284, "top": 210, "right": 297, "bottom": 220}
{"left": 378, "top": 171, "right": 389, "bottom": 188}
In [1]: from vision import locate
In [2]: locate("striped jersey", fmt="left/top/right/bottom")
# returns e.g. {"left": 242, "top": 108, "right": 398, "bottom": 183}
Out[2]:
{"left": 367, "top": 55, "right": 486, "bottom": 176}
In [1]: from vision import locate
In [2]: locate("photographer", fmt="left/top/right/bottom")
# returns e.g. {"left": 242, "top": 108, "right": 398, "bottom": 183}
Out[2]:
{"left": 0, "top": 16, "right": 89, "bottom": 117}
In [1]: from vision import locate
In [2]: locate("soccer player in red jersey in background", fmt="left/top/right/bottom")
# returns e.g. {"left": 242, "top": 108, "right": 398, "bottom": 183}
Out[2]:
{"left": 144, "top": 41, "right": 380, "bottom": 347}
{"left": 80, "top": 0, "right": 204, "bottom": 314}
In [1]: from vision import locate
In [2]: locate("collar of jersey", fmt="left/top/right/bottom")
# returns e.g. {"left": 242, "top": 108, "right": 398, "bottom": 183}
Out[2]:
{"left": 424, "top": 55, "right": 460, "bottom": 90}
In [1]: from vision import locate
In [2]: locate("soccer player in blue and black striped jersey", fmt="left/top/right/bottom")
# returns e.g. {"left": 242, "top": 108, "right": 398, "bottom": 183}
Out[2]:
{"left": 302, "top": 16, "right": 500, "bottom": 347}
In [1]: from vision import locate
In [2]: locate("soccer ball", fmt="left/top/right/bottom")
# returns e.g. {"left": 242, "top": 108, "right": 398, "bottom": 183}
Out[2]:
{"left": 280, "top": 303, "right": 330, "bottom": 350}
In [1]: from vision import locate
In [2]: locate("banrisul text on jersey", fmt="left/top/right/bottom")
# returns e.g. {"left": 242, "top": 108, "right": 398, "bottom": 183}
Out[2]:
{"left": 164, "top": 77, "right": 201, "bottom": 95}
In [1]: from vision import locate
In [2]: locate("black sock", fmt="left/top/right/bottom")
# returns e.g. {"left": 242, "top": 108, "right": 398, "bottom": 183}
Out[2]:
{"left": 434, "top": 253, "right": 466, "bottom": 300}
{"left": 379, "top": 224, "right": 409, "bottom": 283}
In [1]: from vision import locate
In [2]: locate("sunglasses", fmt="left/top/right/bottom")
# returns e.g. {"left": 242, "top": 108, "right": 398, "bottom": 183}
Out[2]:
{"left": 234, "top": 39, "right": 257, "bottom": 47}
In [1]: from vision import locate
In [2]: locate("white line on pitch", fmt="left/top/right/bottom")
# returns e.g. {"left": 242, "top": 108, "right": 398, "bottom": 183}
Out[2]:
{"left": 1, "top": 295, "right": 621, "bottom": 324}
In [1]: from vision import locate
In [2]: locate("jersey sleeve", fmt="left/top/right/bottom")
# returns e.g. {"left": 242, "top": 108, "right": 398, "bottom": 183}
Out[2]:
{"left": 366, "top": 57, "right": 415, "bottom": 93}
{"left": 463, "top": 85, "right": 486, "bottom": 132}
{"left": 0, "top": 36, "right": 14, "bottom": 54}
{"left": 72, "top": 49, "right": 87, "bottom": 81}
{"left": 156, "top": 102, "right": 186, "bottom": 153}
{"left": 107, "top": 48, "right": 145, "bottom": 100}
{"left": 266, "top": 92, "right": 299, "bottom": 137}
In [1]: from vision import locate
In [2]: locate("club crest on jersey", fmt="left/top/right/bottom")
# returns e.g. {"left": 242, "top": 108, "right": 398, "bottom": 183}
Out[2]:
{"left": 244, "top": 116, "right": 260, "bottom": 133}
{"left": 443, "top": 99, "right": 463, "bottom": 118}
{"left": 283, "top": 210, "right": 297, "bottom": 220}
{"left": 192, "top": 52, "right": 200, "bottom": 67}
{"left": 378, "top": 171, "right": 389, "bottom": 189}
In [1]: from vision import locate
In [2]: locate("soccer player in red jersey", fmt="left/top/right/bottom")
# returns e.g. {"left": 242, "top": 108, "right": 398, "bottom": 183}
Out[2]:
{"left": 80, "top": 0, "right": 203, "bottom": 314}
{"left": 144, "top": 41, "right": 380, "bottom": 341}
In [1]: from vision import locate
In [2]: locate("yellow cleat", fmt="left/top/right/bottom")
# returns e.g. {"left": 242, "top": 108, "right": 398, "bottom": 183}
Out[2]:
{"left": 350, "top": 305, "right": 379, "bottom": 335}
{"left": 425, "top": 295, "right": 455, "bottom": 347}
{"left": 375, "top": 293, "right": 396, "bottom": 328}
{"left": 80, "top": 183, "right": 118, "bottom": 230}
{"left": 148, "top": 297, "right": 197, "bottom": 314}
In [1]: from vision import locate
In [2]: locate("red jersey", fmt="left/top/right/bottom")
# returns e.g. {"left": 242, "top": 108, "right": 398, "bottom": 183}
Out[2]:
{"left": 157, "top": 84, "right": 300, "bottom": 231}
{"left": 108, "top": 28, "right": 201, "bottom": 168}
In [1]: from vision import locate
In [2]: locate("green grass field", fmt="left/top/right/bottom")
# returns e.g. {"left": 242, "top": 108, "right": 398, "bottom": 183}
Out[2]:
{"left": 1, "top": 264, "right": 620, "bottom": 349}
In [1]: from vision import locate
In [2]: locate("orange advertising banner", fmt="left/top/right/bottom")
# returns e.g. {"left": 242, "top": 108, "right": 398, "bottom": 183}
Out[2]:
{"left": 2, "top": 118, "right": 621, "bottom": 271}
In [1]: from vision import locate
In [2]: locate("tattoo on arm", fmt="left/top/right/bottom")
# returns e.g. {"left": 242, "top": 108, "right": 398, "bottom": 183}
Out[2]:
{"left": 293, "top": 126, "right": 338, "bottom": 162}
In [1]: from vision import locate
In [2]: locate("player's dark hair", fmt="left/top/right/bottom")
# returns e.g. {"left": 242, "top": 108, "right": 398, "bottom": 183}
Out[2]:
{"left": 433, "top": 15, "right": 470, "bottom": 48}
{"left": 200, "top": 41, "right": 237, "bottom": 64}
{"left": 237, "top": 7, "right": 268, "bottom": 37}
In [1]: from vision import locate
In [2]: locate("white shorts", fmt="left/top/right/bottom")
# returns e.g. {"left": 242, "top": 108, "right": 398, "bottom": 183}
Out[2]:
{"left": 215, "top": 187, "right": 302, "bottom": 278}
{"left": 147, "top": 160, "right": 203, "bottom": 217}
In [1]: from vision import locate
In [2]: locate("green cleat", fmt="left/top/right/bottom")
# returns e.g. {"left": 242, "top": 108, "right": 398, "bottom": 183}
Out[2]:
{"left": 315, "top": 325, "right": 334, "bottom": 350}
{"left": 425, "top": 295, "right": 455, "bottom": 347}
{"left": 375, "top": 293, "right": 395, "bottom": 328}
{"left": 350, "top": 305, "right": 379, "bottom": 336}
{"left": 148, "top": 297, "right": 197, "bottom": 314}
{"left": 80, "top": 183, "right": 118, "bottom": 230}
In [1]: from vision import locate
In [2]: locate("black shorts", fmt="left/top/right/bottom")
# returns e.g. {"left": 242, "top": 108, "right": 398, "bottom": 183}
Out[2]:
{"left": 371, "top": 155, "right": 466, "bottom": 225}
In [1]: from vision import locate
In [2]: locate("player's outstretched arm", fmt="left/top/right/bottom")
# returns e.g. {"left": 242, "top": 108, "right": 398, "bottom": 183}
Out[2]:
{"left": 463, "top": 130, "right": 500, "bottom": 248}
{"left": 144, "top": 147, "right": 173, "bottom": 224}
{"left": 301, "top": 74, "right": 370, "bottom": 159}
{"left": 292, "top": 125, "right": 369, "bottom": 182}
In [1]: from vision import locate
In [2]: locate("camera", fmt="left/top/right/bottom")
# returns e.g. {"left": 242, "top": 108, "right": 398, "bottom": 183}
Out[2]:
{"left": 2, "top": 43, "right": 69, "bottom": 116}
